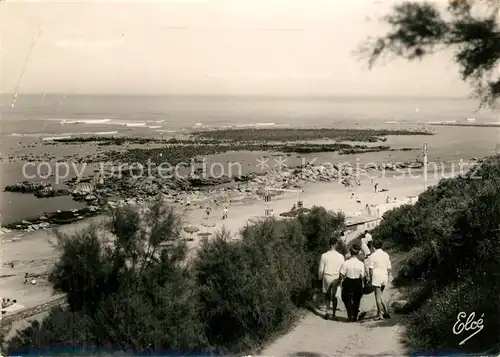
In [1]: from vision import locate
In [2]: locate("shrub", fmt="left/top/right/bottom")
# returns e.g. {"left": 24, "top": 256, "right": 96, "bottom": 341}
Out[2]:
{"left": 6, "top": 308, "right": 97, "bottom": 356}
{"left": 7, "top": 200, "right": 207, "bottom": 355}
{"left": 374, "top": 204, "right": 416, "bottom": 249}
{"left": 195, "top": 219, "right": 310, "bottom": 352}
{"left": 297, "top": 206, "right": 345, "bottom": 260}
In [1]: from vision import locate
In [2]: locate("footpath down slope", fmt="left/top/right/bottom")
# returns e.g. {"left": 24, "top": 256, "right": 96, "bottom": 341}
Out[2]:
{"left": 261, "top": 253, "right": 408, "bottom": 357}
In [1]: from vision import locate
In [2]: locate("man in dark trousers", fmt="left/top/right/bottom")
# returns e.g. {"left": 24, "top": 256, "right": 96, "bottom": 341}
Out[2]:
{"left": 339, "top": 244, "right": 365, "bottom": 322}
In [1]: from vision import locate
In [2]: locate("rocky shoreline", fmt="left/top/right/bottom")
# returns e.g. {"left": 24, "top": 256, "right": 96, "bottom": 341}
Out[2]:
{"left": 5, "top": 182, "right": 70, "bottom": 198}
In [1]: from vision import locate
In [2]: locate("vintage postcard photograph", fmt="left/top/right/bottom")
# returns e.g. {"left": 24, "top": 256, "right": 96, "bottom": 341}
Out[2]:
{"left": 1, "top": 0, "right": 499, "bottom": 355}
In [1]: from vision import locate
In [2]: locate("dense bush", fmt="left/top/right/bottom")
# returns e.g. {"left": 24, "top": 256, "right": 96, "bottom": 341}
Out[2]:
{"left": 6, "top": 201, "right": 207, "bottom": 355}
{"left": 371, "top": 156, "right": 500, "bottom": 353}
{"left": 195, "top": 220, "right": 309, "bottom": 351}
{"left": 5, "top": 202, "right": 345, "bottom": 355}
{"left": 6, "top": 308, "right": 98, "bottom": 355}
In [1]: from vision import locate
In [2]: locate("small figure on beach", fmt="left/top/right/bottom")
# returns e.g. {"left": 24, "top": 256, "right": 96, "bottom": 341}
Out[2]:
{"left": 222, "top": 206, "right": 228, "bottom": 220}
{"left": 374, "top": 183, "right": 379, "bottom": 192}
{"left": 205, "top": 206, "right": 211, "bottom": 219}
{"left": 23, "top": 273, "right": 28, "bottom": 284}
{"left": 1, "top": 298, "right": 13, "bottom": 309}
{"left": 350, "top": 193, "right": 355, "bottom": 199}
{"left": 386, "top": 196, "right": 390, "bottom": 203}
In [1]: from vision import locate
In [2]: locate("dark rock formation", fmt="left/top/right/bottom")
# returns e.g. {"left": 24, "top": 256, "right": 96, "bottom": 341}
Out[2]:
{"left": 5, "top": 181, "right": 70, "bottom": 198}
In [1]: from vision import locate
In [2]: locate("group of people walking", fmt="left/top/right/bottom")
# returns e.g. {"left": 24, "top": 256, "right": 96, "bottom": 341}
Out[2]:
{"left": 318, "top": 230, "right": 392, "bottom": 322}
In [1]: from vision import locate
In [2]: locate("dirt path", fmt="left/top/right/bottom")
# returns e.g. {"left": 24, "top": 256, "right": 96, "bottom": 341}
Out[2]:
{"left": 260, "top": 286, "right": 407, "bottom": 356}
{"left": 261, "top": 253, "right": 409, "bottom": 357}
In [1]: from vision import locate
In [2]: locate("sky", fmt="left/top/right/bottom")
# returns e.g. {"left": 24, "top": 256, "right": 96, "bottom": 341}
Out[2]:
{"left": 1, "top": 0, "right": 470, "bottom": 96}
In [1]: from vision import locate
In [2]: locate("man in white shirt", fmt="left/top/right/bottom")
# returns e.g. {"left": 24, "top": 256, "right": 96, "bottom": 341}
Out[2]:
{"left": 368, "top": 239, "right": 392, "bottom": 320}
{"left": 361, "top": 230, "right": 373, "bottom": 258}
{"left": 339, "top": 244, "right": 365, "bottom": 322}
{"left": 318, "top": 238, "right": 345, "bottom": 320}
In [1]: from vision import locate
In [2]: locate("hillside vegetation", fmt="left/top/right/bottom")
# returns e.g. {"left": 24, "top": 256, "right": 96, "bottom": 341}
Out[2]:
{"left": 372, "top": 156, "right": 500, "bottom": 354}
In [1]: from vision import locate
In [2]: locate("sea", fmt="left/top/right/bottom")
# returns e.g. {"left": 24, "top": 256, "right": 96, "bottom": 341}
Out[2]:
{"left": 1, "top": 94, "right": 499, "bottom": 225}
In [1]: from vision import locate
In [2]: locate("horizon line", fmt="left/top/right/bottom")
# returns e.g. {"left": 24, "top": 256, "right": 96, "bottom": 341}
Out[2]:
{"left": 0, "top": 92, "right": 471, "bottom": 100}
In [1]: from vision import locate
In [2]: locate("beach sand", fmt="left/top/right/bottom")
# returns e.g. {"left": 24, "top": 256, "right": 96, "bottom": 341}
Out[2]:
{"left": 1, "top": 172, "right": 442, "bottom": 350}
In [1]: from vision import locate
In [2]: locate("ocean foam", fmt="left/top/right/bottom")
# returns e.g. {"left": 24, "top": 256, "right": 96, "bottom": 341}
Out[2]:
{"left": 46, "top": 118, "right": 156, "bottom": 128}
{"left": 59, "top": 119, "right": 112, "bottom": 124}
{"left": 0, "top": 227, "right": 12, "bottom": 235}
{"left": 9, "top": 131, "right": 118, "bottom": 137}
{"left": 155, "top": 129, "right": 177, "bottom": 133}
{"left": 90, "top": 131, "right": 119, "bottom": 135}
{"left": 233, "top": 122, "right": 278, "bottom": 128}
{"left": 42, "top": 136, "right": 73, "bottom": 141}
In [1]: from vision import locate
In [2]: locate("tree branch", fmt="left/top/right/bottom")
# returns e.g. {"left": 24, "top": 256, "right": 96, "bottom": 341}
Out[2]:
{"left": 358, "top": 0, "right": 500, "bottom": 107}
